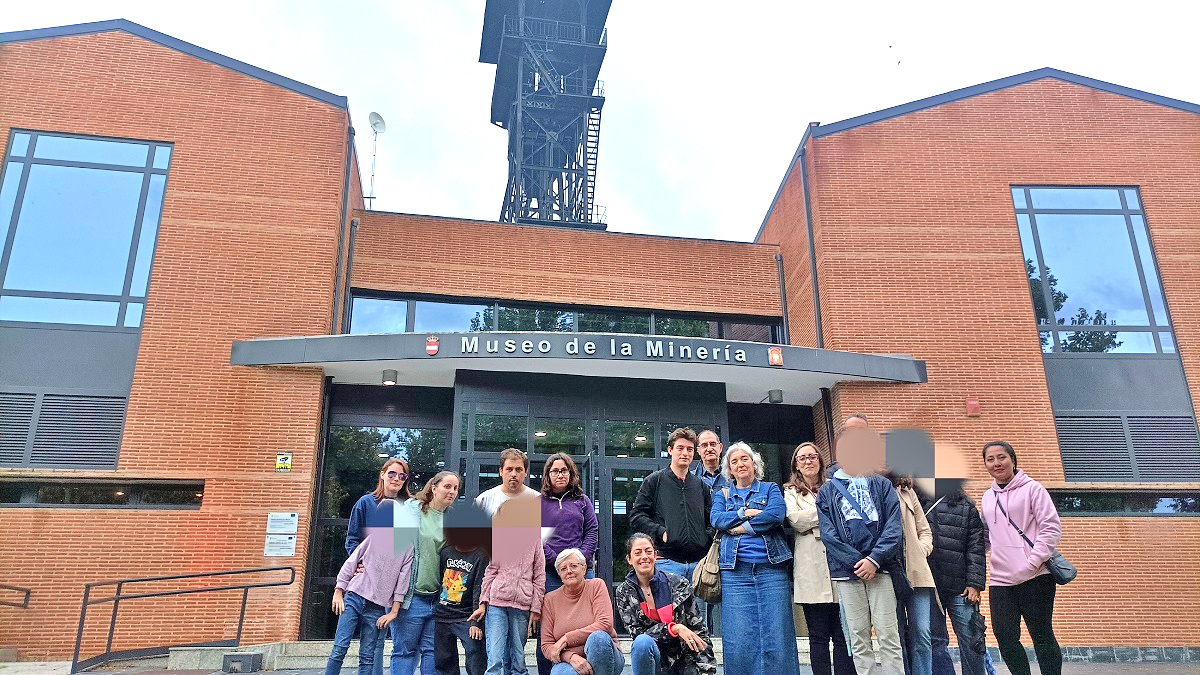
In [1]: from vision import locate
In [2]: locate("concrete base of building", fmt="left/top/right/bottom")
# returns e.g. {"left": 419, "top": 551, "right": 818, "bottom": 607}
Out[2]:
{"left": 0, "top": 649, "right": 16, "bottom": 663}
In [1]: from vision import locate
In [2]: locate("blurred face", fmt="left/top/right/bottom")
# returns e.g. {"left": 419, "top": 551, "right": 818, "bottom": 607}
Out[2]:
{"left": 432, "top": 475, "right": 460, "bottom": 509}
{"left": 668, "top": 438, "right": 695, "bottom": 470}
{"left": 793, "top": 447, "right": 822, "bottom": 481}
{"left": 626, "top": 537, "right": 656, "bottom": 578}
{"left": 729, "top": 449, "right": 755, "bottom": 484}
{"left": 547, "top": 459, "right": 571, "bottom": 493}
{"left": 697, "top": 432, "right": 722, "bottom": 466}
{"left": 381, "top": 461, "right": 407, "bottom": 497}
{"left": 556, "top": 555, "right": 587, "bottom": 588}
{"left": 837, "top": 428, "right": 885, "bottom": 476}
{"left": 500, "top": 458, "right": 528, "bottom": 493}
{"left": 984, "top": 445, "right": 1016, "bottom": 483}
{"left": 844, "top": 415, "right": 869, "bottom": 430}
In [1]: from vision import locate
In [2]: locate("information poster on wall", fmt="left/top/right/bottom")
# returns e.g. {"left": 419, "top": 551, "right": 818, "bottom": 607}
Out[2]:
{"left": 266, "top": 512, "right": 299, "bottom": 534}
{"left": 264, "top": 534, "right": 297, "bottom": 557}
{"left": 276, "top": 452, "right": 293, "bottom": 473}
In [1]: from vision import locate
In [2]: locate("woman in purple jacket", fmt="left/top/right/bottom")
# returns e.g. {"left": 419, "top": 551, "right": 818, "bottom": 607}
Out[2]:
{"left": 981, "top": 441, "right": 1063, "bottom": 675}
{"left": 536, "top": 453, "right": 599, "bottom": 675}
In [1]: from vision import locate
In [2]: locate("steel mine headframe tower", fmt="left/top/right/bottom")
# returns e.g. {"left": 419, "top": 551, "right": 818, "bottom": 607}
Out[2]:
{"left": 480, "top": 0, "right": 611, "bottom": 230}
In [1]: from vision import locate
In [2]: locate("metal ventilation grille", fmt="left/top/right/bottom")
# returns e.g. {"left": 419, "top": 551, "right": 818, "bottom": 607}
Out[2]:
{"left": 1129, "top": 416, "right": 1200, "bottom": 481}
{"left": 29, "top": 395, "right": 125, "bottom": 468}
{"left": 0, "top": 392, "right": 36, "bottom": 465}
{"left": 1056, "top": 416, "right": 1131, "bottom": 481}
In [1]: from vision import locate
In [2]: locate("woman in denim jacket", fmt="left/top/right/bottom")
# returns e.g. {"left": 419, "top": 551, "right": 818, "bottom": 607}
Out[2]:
{"left": 710, "top": 442, "right": 801, "bottom": 675}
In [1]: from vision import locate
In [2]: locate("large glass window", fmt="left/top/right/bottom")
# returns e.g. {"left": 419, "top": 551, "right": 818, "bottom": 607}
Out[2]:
{"left": 605, "top": 420, "right": 656, "bottom": 458}
{"left": 498, "top": 305, "right": 574, "bottom": 331}
{"left": 349, "top": 297, "right": 407, "bottom": 334}
{"left": 654, "top": 315, "right": 719, "bottom": 339}
{"left": 413, "top": 300, "right": 491, "bottom": 333}
{"left": 577, "top": 310, "right": 651, "bottom": 335}
{"left": 473, "top": 414, "right": 527, "bottom": 453}
{"left": 532, "top": 417, "right": 587, "bottom": 455}
{"left": 0, "top": 131, "right": 171, "bottom": 328}
{"left": 1013, "top": 186, "right": 1173, "bottom": 353}
{"left": 321, "top": 427, "right": 447, "bottom": 518}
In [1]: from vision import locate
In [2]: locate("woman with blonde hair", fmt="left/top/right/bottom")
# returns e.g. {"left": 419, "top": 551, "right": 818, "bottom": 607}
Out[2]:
{"left": 784, "top": 443, "right": 855, "bottom": 675}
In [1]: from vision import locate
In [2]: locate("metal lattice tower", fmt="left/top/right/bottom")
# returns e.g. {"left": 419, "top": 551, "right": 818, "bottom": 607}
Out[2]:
{"left": 480, "top": 0, "right": 611, "bottom": 229}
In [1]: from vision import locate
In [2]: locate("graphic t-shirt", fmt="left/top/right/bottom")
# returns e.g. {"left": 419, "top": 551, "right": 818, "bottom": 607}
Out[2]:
{"left": 435, "top": 546, "right": 489, "bottom": 625}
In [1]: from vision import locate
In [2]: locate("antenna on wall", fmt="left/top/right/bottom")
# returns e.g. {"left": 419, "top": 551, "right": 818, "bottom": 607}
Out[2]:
{"left": 367, "top": 112, "right": 386, "bottom": 210}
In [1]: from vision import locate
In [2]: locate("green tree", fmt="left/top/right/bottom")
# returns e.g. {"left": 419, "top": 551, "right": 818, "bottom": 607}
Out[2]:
{"left": 1060, "top": 308, "right": 1123, "bottom": 353}
{"left": 1027, "top": 259, "right": 1067, "bottom": 349}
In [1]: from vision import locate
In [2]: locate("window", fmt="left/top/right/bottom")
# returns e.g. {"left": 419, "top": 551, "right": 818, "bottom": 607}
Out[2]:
{"left": 0, "top": 131, "right": 171, "bottom": 328}
{"left": 320, "top": 426, "right": 447, "bottom": 518}
{"left": 347, "top": 292, "right": 783, "bottom": 342}
{"left": 1051, "top": 491, "right": 1200, "bottom": 516}
{"left": 0, "top": 480, "right": 203, "bottom": 508}
{"left": 605, "top": 420, "right": 655, "bottom": 458}
{"left": 349, "top": 297, "right": 407, "bottom": 334}
{"left": 1013, "top": 186, "right": 1172, "bottom": 353}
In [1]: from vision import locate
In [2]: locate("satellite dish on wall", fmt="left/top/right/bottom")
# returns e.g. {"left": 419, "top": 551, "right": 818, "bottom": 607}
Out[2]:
{"left": 369, "top": 112, "right": 387, "bottom": 134}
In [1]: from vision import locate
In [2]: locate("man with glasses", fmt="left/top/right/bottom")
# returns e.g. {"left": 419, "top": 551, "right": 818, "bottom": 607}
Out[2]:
{"left": 690, "top": 429, "right": 725, "bottom": 635}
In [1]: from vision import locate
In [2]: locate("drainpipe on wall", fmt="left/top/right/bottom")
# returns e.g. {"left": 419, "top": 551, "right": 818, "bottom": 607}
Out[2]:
{"left": 775, "top": 253, "right": 790, "bottom": 344}
{"left": 340, "top": 219, "right": 359, "bottom": 333}
{"left": 821, "top": 386, "right": 836, "bottom": 461}
{"left": 330, "top": 123, "right": 355, "bottom": 334}
{"left": 799, "top": 123, "right": 823, "bottom": 349}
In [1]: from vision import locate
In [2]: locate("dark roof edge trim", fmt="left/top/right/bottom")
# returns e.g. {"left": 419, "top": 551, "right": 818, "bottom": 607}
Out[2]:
{"left": 812, "top": 67, "right": 1200, "bottom": 139}
{"left": 0, "top": 19, "right": 348, "bottom": 109}
{"left": 754, "top": 123, "right": 815, "bottom": 243}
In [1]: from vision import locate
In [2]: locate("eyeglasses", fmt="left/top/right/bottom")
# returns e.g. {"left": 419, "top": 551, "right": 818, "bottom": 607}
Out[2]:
{"left": 548, "top": 468, "right": 571, "bottom": 475}
{"left": 796, "top": 455, "right": 821, "bottom": 463}
{"left": 698, "top": 442, "right": 721, "bottom": 448}
{"left": 386, "top": 471, "right": 408, "bottom": 480}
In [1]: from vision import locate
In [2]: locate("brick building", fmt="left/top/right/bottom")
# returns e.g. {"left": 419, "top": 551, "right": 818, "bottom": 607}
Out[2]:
{"left": 0, "top": 18, "right": 1197, "bottom": 666}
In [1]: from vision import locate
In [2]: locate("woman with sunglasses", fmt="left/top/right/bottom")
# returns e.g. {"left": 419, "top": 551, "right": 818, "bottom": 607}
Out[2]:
{"left": 784, "top": 443, "right": 855, "bottom": 675}
{"left": 348, "top": 457, "right": 413, "bottom": 555}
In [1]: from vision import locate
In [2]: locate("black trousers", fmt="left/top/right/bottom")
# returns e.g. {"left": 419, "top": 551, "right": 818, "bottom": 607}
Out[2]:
{"left": 433, "top": 620, "right": 485, "bottom": 675}
{"left": 802, "top": 602, "right": 857, "bottom": 675}
{"left": 989, "top": 575, "right": 1061, "bottom": 675}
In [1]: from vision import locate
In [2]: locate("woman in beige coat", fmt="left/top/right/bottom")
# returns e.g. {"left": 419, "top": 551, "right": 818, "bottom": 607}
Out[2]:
{"left": 784, "top": 443, "right": 855, "bottom": 675}
{"left": 888, "top": 473, "right": 937, "bottom": 675}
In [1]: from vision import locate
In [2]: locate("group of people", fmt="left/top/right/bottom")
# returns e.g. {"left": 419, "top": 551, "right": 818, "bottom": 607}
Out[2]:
{"left": 325, "top": 414, "right": 1067, "bottom": 675}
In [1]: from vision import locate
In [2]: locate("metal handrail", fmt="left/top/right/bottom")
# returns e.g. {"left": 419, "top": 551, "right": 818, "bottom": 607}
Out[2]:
{"left": 0, "top": 583, "right": 31, "bottom": 608}
{"left": 503, "top": 16, "right": 607, "bottom": 47}
{"left": 70, "top": 566, "right": 294, "bottom": 673}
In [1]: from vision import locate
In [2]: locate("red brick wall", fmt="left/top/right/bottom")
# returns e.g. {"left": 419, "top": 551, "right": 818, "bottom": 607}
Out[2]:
{"left": 762, "top": 77, "right": 1200, "bottom": 645}
{"left": 0, "top": 30, "right": 349, "bottom": 658}
{"left": 351, "top": 211, "right": 783, "bottom": 317}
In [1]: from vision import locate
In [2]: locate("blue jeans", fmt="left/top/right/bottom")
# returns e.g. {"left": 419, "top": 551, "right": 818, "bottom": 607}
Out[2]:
{"left": 933, "top": 594, "right": 995, "bottom": 675}
{"left": 721, "top": 561, "right": 801, "bottom": 675}
{"left": 326, "top": 591, "right": 386, "bottom": 675}
{"left": 392, "top": 592, "right": 437, "bottom": 675}
{"left": 655, "top": 558, "right": 710, "bottom": 631}
{"left": 904, "top": 588, "right": 933, "bottom": 675}
{"left": 549, "top": 630, "right": 624, "bottom": 675}
{"left": 537, "top": 568, "right": 595, "bottom": 675}
{"left": 485, "top": 605, "right": 530, "bottom": 675}
{"left": 630, "top": 633, "right": 661, "bottom": 675}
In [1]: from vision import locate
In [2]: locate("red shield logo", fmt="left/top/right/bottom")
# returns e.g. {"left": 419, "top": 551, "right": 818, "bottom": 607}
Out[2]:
{"left": 768, "top": 347, "right": 784, "bottom": 366}
{"left": 425, "top": 336, "right": 439, "bottom": 356}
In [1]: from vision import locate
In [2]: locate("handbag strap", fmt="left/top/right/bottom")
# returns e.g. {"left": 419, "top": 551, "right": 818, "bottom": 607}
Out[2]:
{"left": 829, "top": 476, "right": 868, "bottom": 519}
{"left": 923, "top": 496, "right": 945, "bottom": 517}
{"left": 993, "top": 495, "right": 1036, "bottom": 549}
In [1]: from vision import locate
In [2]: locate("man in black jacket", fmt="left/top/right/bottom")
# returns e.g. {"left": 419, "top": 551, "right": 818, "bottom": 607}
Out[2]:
{"left": 922, "top": 489, "right": 996, "bottom": 675}
{"left": 630, "top": 428, "right": 713, "bottom": 586}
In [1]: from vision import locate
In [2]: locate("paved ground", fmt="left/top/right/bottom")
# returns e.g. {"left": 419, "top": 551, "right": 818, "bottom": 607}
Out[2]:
{"left": 4, "top": 663, "right": 1200, "bottom": 674}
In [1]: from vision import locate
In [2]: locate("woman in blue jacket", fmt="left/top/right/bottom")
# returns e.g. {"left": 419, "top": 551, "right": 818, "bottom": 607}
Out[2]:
{"left": 710, "top": 442, "right": 801, "bottom": 675}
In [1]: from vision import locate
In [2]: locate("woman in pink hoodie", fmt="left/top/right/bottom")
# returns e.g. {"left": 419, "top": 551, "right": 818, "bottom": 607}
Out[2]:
{"left": 981, "top": 441, "right": 1062, "bottom": 675}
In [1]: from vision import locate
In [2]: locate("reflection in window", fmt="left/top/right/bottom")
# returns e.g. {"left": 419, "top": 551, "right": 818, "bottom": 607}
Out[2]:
{"left": 321, "top": 426, "right": 447, "bottom": 518}
{"left": 533, "top": 418, "right": 587, "bottom": 455}
{"left": 1052, "top": 491, "right": 1200, "bottom": 515}
{"left": 473, "top": 414, "right": 527, "bottom": 454}
{"left": 577, "top": 311, "right": 650, "bottom": 334}
{"left": 723, "top": 322, "right": 774, "bottom": 343}
{"left": 498, "top": 305, "right": 573, "bottom": 331}
{"left": 1, "top": 130, "right": 171, "bottom": 328}
{"left": 659, "top": 422, "right": 707, "bottom": 455}
{"left": 655, "top": 316, "right": 718, "bottom": 338}
{"left": 414, "top": 300, "right": 492, "bottom": 332}
{"left": 349, "top": 297, "right": 407, "bottom": 334}
{"left": 1012, "top": 186, "right": 1174, "bottom": 353}
{"left": 606, "top": 420, "right": 655, "bottom": 458}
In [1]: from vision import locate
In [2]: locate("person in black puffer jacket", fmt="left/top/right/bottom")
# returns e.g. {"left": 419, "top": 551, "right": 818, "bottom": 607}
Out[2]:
{"left": 921, "top": 489, "right": 996, "bottom": 675}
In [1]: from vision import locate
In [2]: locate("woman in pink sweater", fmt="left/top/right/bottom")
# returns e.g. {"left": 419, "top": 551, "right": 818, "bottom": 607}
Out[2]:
{"left": 470, "top": 496, "right": 546, "bottom": 675}
{"left": 540, "top": 549, "right": 623, "bottom": 675}
{"left": 981, "top": 441, "right": 1062, "bottom": 675}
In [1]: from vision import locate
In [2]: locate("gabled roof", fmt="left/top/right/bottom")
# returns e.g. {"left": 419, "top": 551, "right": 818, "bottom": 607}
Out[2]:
{"left": 756, "top": 67, "right": 1200, "bottom": 241}
{"left": 0, "top": 19, "right": 347, "bottom": 109}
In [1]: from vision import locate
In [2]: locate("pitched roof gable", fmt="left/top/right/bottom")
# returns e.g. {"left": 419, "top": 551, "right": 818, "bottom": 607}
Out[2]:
{"left": 0, "top": 19, "right": 347, "bottom": 109}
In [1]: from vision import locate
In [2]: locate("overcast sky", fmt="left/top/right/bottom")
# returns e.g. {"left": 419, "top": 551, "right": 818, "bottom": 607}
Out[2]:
{"left": 7, "top": 1, "right": 1197, "bottom": 241}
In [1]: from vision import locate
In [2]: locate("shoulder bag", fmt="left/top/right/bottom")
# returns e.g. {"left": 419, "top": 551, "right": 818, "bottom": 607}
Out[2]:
{"left": 692, "top": 487, "right": 728, "bottom": 604}
{"left": 994, "top": 497, "right": 1077, "bottom": 585}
